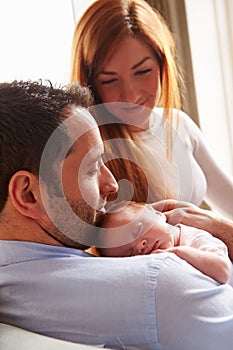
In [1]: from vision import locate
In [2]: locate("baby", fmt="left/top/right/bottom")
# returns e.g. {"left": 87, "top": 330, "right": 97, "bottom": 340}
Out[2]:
{"left": 96, "top": 201, "right": 231, "bottom": 284}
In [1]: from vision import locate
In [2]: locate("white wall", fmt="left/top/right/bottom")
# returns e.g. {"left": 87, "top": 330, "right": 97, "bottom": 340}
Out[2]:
{"left": 71, "top": 0, "right": 95, "bottom": 22}
{"left": 185, "top": 0, "right": 233, "bottom": 175}
{"left": 0, "top": 0, "right": 75, "bottom": 85}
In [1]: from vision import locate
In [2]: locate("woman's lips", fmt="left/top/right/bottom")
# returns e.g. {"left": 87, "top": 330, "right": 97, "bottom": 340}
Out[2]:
{"left": 121, "top": 102, "right": 146, "bottom": 114}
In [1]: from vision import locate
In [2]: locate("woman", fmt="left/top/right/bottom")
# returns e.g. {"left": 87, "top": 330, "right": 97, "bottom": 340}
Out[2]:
{"left": 70, "top": 0, "right": 233, "bottom": 219}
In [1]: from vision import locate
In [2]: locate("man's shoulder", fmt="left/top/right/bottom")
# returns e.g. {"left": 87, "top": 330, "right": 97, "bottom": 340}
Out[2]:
{"left": 0, "top": 240, "right": 89, "bottom": 267}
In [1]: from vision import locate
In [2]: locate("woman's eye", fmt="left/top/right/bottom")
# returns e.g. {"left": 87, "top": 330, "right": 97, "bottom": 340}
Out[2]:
{"left": 135, "top": 68, "right": 152, "bottom": 76}
{"left": 101, "top": 78, "right": 118, "bottom": 85}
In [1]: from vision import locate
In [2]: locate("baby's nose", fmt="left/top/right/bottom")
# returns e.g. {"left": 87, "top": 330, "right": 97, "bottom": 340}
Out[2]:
{"left": 136, "top": 239, "right": 147, "bottom": 255}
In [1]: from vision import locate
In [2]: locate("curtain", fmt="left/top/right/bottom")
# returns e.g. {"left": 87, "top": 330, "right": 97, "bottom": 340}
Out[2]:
{"left": 146, "top": 0, "right": 200, "bottom": 126}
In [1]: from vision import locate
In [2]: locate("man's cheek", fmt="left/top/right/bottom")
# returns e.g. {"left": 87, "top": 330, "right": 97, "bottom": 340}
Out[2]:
{"left": 78, "top": 179, "right": 98, "bottom": 207}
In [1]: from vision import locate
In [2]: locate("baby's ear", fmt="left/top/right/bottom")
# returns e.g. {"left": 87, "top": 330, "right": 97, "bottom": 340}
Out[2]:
{"left": 133, "top": 222, "right": 143, "bottom": 238}
{"left": 8, "top": 170, "right": 44, "bottom": 219}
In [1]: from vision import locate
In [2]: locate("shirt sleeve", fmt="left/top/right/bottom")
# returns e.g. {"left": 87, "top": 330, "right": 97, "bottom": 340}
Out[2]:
{"left": 1, "top": 250, "right": 162, "bottom": 349}
{"left": 2, "top": 243, "right": 233, "bottom": 350}
{"left": 156, "top": 254, "right": 233, "bottom": 350}
{"left": 181, "top": 112, "right": 233, "bottom": 220}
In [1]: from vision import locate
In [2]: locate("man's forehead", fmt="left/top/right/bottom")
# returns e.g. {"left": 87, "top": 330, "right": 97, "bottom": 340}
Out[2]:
{"left": 72, "top": 106, "right": 96, "bottom": 123}
{"left": 74, "top": 141, "right": 104, "bottom": 163}
{"left": 69, "top": 106, "right": 97, "bottom": 130}
{"left": 62, "top": 107, "right": 99, "bottom": 146}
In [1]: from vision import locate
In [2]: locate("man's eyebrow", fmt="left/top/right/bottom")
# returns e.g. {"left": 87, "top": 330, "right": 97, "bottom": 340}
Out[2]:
{"left": 99, "top": 57, "right": 152, "bottom": 75}
{"left": 86, "top": 152, "right": 104, "bottom": 166}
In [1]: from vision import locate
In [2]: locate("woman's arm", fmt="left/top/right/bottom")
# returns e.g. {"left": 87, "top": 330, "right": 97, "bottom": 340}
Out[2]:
{"left": 152, "top": 199, "right": 233, "bottom": 260}
{"left": 181, "top": 112, "right": 233, "bottom": 220}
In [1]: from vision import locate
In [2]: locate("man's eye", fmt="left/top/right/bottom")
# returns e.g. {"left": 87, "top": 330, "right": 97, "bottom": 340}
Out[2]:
{"left": 87, "top": 159, "right": 103, "bottom": 176}
{"left": 135, "top": 68, "right": 152, "bottom": 76}
{"left": 87, "top": 169, "right": 98, "bottom": 176}
{"left": 87, "top": 164, "right": 99, "bottom": 176}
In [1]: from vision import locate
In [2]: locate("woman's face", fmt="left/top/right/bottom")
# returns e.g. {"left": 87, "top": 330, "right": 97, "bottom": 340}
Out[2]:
{"left": 95, "top": 37, "right": 161, "bottom": 131}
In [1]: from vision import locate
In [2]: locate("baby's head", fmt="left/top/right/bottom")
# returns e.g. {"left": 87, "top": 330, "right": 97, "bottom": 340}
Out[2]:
{"left": 96, "top": 201, "right": 174, "bottom": 257}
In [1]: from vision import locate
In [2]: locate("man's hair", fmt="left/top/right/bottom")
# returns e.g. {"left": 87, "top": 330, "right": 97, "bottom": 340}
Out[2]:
{"left": 0, "top": 80, "right": 93, "bottom": 212}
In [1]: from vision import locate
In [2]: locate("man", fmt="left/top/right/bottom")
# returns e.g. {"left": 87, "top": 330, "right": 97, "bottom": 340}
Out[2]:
{"left": 0, "top": 80, "right": 233, "bottom": 350}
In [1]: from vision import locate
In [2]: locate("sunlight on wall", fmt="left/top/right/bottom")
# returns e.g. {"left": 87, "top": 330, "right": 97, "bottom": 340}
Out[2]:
{"left": 72, "top": 0, "right": 95, "bottom": 22}
{"left": 0, "top": 0, "right": 74, "bottom": 85}
{"left": 185, "top": 0, "right": 233, "bottom": 174}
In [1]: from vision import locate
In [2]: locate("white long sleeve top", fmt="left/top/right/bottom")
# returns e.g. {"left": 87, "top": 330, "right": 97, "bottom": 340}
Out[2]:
{"left": 137, "top": 108, "right": 233, "bottom": 219}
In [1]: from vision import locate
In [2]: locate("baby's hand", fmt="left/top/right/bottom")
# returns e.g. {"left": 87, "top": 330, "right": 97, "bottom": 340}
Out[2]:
{"left": 151, "top": 249, "right": 165, "bottom": 254}
{"left": 151, "top": 248, "right": 177, "bottom": 255}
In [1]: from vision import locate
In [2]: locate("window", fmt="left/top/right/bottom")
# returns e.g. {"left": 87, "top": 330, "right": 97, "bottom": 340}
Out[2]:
{"left": 0, "top": 0, "right": 74, "bottom": 85}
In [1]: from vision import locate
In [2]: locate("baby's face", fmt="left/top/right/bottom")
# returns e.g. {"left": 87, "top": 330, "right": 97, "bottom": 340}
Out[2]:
{"left": 99, "top": 205, "right": 175, "bottom": 257}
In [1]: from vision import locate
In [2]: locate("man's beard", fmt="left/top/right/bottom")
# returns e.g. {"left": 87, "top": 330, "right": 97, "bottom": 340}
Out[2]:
{"left": 41, "top": 195, "right": 100, "bottom": 249}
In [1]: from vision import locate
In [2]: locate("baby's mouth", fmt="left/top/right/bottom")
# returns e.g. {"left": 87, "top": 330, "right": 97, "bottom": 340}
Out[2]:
{"left": 147, "top": 240, "right": 160, "bottom": 254}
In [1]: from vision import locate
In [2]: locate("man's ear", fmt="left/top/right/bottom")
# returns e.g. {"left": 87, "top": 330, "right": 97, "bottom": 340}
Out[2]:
{"left": 8, "top": 170, "right": 44, "bottom": 219}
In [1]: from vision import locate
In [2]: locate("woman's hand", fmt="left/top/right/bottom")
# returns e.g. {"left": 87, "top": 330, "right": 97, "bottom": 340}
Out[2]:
{"left": 151, "top": 199, "right": 217, "bottom": 232}
{"left": 152, "top": 199, "right": 233, "bottom": 260}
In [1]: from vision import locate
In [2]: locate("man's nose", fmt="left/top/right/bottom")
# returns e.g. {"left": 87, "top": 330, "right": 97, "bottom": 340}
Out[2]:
{"left": 100, "top": 164, "right": 118, "bottom": 197}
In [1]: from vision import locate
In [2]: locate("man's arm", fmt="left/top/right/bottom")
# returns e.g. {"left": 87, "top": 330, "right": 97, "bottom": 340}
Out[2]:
{"left": 152, "top": 199, "right": 233, "bottom": 260}
{"left": 2, "top": 244, "right": 233, "bottom": 350}
{"left": 156, "top": 254, "right": 233, "bottom": 350}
